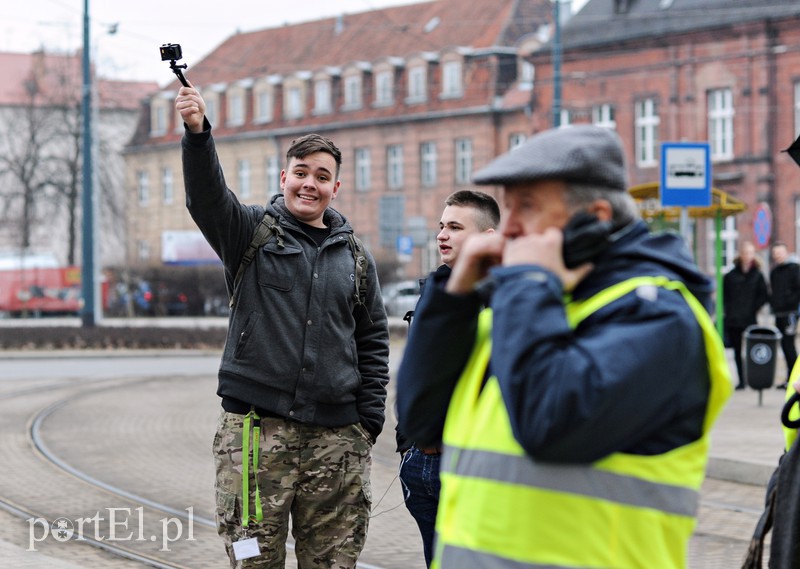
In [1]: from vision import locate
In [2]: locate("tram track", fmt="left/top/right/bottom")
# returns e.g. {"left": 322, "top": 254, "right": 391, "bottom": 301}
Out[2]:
{"left": 0, "top": 374, "right": 216, "bottom": 568}
{"left": 0, "top": 367, "right": 403, "bottom": 568}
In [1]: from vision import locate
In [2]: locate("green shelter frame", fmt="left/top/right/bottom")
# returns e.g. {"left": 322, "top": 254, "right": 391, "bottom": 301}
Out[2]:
{"left": 628, "top": 182, "right": 748, "bottom": 336}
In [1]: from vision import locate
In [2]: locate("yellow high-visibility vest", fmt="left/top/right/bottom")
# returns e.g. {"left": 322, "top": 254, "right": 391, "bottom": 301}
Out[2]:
{"left": 782, "top": 360, "right": 800, "bottom": 451}
{"left": 434, "top": 276, "right": 732, "bottom": 569}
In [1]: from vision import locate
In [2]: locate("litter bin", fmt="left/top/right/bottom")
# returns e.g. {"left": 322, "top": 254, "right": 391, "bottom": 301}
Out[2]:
{"left": 743, "top": 325, "right": 782, "bottom": 395}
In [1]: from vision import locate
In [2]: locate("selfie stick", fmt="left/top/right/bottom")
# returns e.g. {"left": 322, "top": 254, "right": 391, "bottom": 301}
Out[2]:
{"left": 169, "top": 61, "right": 189, "bottom": 87}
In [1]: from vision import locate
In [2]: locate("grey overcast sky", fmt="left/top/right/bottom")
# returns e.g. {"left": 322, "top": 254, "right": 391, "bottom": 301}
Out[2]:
{"left": 3, "top": 0, "right": 588, "bottom": 86}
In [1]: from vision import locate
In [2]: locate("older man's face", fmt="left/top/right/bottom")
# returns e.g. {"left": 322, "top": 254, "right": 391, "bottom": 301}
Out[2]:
{"left": 499, "top": 179, "right": 572, "bottom": 240}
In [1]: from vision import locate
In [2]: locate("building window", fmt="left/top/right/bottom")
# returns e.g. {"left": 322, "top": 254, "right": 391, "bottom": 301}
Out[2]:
{"left": 137, "top": 240, "right": 150, "bottom": 262}
{"left": 708, "top": 88, "right": 734, "bottom": 161}
{"left": 592, "top": 104, "right": 616, "bottom": 130}
{"left": 709, "top": 215, "right": 738, "bottom": 273}
{"left": 150, "top": 101, "right": 167, "bottom": 136}
{"left": 420, "top": 142, "right": 437, "bottom": 187}
{"left": 137, "top": 171, "right": 149, "bottom": 206}
{"left": 227, "top": 92, "right": 245, "bottom": 127}
{"left": 314, "top": 79, "right": 332, "bottom": 115}
{"left": 238, "top": 160, "right": 251, "bottom": 199}
{"left": 795, "top": 197, "right": 800, "bottom": 253}
{"left": 162, "top": 167, "right": 173, "bottom": 205}
{"left": 375, "top": 70, "right": 394, "bottom": 106}
{"left": 442, "top": 60, "right": 463, "bottom": 98}
{"left": 634, "top": 98, "right": 660, "bottom": 167}
{"left": 407, "top": 66, "right": 427, "bottom": 103}
{"left": 254, "top": 87, "right": 273, "bottom": 123}
{"left": 205, "top": 97, "right": 218, "bottom": 126}
{"left": 794, "top": 82, "right": 800, "bottom": 139}
{"left": 355, "top": 147, "right": 371, "bottom": 191}
{"left": 379, "top": 195, "right": 405, "bottom": 248}
{"left": 387, "top": 144, "right": 404, "bottom": 189}
{"left": 519, "top": 60, "right": 535, "bottom": 88}
{"left": 266, "top": 155, "right": 280, "bottom": 197}
{"left": 454, "top": 138, "right": 473, "bottom": 185}
{"left": 344, "top": 75, "right": 362, "bottom": 109}
{"left": 509, "top": 133, "right": 526, "bottom": 151}
{"left": 559, "top": 109, "right": 572, "bottom": 127}
{"left": 286, "top": 87, "right": 303, "bottom": 119}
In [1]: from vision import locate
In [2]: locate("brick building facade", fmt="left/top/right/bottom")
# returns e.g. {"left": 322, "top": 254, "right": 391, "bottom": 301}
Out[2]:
{"left": 123, "top": 0, "right": 552, "bottom": 279}
{"left": 531, "top": 0, "right": 800, "bottom": 271}
{"left": 124, "top": 0, "right": 800, "bottom": 283}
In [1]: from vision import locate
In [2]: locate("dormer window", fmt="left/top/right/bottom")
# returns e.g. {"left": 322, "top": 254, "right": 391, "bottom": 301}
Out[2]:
{"left": 374, "top": 70, "right": 394, "bottom": 107}
{"left": 149, "top": 95, "right": 169, "bottom": 136}
{"left": 343, "top": 74, "right": 363, "bottom": 110}
{"left": 407, "top": 65, "right": 427, "bottom": 103}
{"left": 227, "top": 90, "right": 245, "bottom": 127}
{"left": 282, "top": 76, "right": 307, "bottom": 119}
{"left": 253, "top": 82, "right": 273, "bottom": 123}
{"left": 287, "top": 87, "right": 303, "bottom": 119}
{"left": 441, "top": 59, "right": 463, "bottom": 98}
{"left": 314, "top": 78, "right": 332, "bottom": 115}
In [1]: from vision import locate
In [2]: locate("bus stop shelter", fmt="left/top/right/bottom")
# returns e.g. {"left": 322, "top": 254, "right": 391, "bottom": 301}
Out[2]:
{"left": 628, "top": 182, "right": 747, "bottom": 335}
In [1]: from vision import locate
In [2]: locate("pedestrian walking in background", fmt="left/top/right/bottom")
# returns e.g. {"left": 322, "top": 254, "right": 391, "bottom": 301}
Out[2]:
{"left": 176, "top": 84, "right": 389, "bottom": 569}
{"left": 395, "top": 190, "right": 499, "bottom": 567}
{"left": 724, "top": 241, "right": 769, "bottom": 390}
{"left": 769, "top": 242, "right": 800, "bottom": 389}
{"left": 397, "top": 125, "right": 732, "bottom": 569}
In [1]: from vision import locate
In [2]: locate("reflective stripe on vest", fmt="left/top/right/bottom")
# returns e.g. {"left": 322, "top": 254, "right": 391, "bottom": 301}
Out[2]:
{"left": 434, "top": 276, "right": 732, "bottom": 569}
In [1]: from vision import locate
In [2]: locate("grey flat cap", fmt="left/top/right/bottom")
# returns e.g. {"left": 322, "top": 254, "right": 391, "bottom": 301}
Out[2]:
{"left": 472, "top": 125, "right": 628, "bottom": 191}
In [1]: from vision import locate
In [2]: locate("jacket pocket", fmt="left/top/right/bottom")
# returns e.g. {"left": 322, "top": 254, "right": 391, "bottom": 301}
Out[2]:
{"left": 233, "top": 311, "right": 261, "bottom": 360}
{"left": 257, "top": 242, "right": 303, "bottom": 291}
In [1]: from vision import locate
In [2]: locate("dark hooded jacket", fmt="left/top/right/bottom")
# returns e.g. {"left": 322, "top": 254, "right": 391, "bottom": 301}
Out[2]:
{"left": 183, "top": 128, "right": 389, "bottom": 440}
{"left": 723, "top": 258, "right": 768, "bottom": 329}
{"left": 397, "top": 221, "right": 715, "bottom": 463}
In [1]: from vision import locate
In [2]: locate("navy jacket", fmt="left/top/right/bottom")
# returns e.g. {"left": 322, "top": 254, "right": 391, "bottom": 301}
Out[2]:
{"left": 397, "top": 221, "right": 714, "bottom": 463}
{"left": 723, "top": 261, "right": 768, "bottom": 329}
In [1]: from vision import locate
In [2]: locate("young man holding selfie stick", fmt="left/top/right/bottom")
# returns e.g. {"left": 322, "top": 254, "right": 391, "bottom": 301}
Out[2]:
{"left": 176, "top": 82, "right": 389, "bottom": 569}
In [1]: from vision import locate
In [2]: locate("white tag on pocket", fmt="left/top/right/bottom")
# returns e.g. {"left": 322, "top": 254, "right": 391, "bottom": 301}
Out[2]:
{"left": 233, "top": 537, "right": 260, "bottom": 560}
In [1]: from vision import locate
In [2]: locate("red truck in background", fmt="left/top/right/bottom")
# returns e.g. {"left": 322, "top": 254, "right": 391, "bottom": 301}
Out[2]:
{"left": 0, "top": 254, "right": 106, "bottom": 317}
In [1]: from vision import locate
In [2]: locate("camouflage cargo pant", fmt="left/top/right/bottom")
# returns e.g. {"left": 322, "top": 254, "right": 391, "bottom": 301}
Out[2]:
{"left": 213, "top": 410, "right": 373, "bottom": 569}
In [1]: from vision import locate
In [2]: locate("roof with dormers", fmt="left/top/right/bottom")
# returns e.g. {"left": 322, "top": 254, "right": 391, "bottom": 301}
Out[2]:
{"left": 562, "top": 0, "right": 800, "bottom": 50}
{"left": 0, "top": 50, "right": 157, "bottom": 110}
{"left": 166, "top": 0, "right": 552, "bottom": 89}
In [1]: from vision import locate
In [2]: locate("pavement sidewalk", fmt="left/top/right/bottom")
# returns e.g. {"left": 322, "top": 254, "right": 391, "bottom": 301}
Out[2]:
{"left": 706, "top": 347, "right": 793, "bottom": 486}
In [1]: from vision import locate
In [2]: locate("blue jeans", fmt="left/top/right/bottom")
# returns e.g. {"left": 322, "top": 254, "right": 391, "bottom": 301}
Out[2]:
{"left": 399, "top": 446, "right": 441, "bottom": 568}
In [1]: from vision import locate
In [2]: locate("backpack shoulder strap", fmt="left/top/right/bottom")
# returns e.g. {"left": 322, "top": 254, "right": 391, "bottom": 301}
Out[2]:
{"left": 347, "top": 233, "right": 368, "bottom": 307}
{"left": 229, "top": 212, "right": 284, "bottom": 308}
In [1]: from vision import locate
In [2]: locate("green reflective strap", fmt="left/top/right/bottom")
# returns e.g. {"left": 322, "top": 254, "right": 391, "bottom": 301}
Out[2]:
{"left": 252, "top": 423, "right": 263, "bottom": 523}
{"left": 241, "top": 410, "right": 262, "bottom": 528}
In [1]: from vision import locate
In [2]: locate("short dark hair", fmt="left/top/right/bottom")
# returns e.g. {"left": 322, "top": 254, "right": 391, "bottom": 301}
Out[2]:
{"left": 445, "top": 190, "right": 500, "bottom": 230}
{"left": 286, "top": 134, "right": 342, "bottom": 179}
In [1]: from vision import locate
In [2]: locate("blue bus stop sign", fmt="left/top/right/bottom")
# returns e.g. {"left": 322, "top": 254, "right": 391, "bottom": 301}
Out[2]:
{"left": 660, "top": 142, "right": 711, "bottom": 207}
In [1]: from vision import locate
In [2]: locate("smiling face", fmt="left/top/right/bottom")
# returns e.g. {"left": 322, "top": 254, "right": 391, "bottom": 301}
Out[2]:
{"left": 280, "top": 152, "right": 340, "bottom": 227}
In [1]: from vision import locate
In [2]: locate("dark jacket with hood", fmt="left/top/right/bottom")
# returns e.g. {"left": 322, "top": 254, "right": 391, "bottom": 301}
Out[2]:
{"left": 770, "top": 260, "right": 800, "bottom": 315}
{"left": 397, "top": 221, "right": 714, "bottom": 463}
{"left": 183, "top": 128, "right": 390, "bottom": 440}
{"left": 723, "top": 258, "right": 768, "bottom": 329}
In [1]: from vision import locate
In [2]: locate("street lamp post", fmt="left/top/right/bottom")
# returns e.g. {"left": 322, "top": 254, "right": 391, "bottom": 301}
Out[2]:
{"left": 552, "top": 0, "right": 563, "bottom": 128}
{"left": 80, "top": 0, "right": 97, "bottom": 327}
